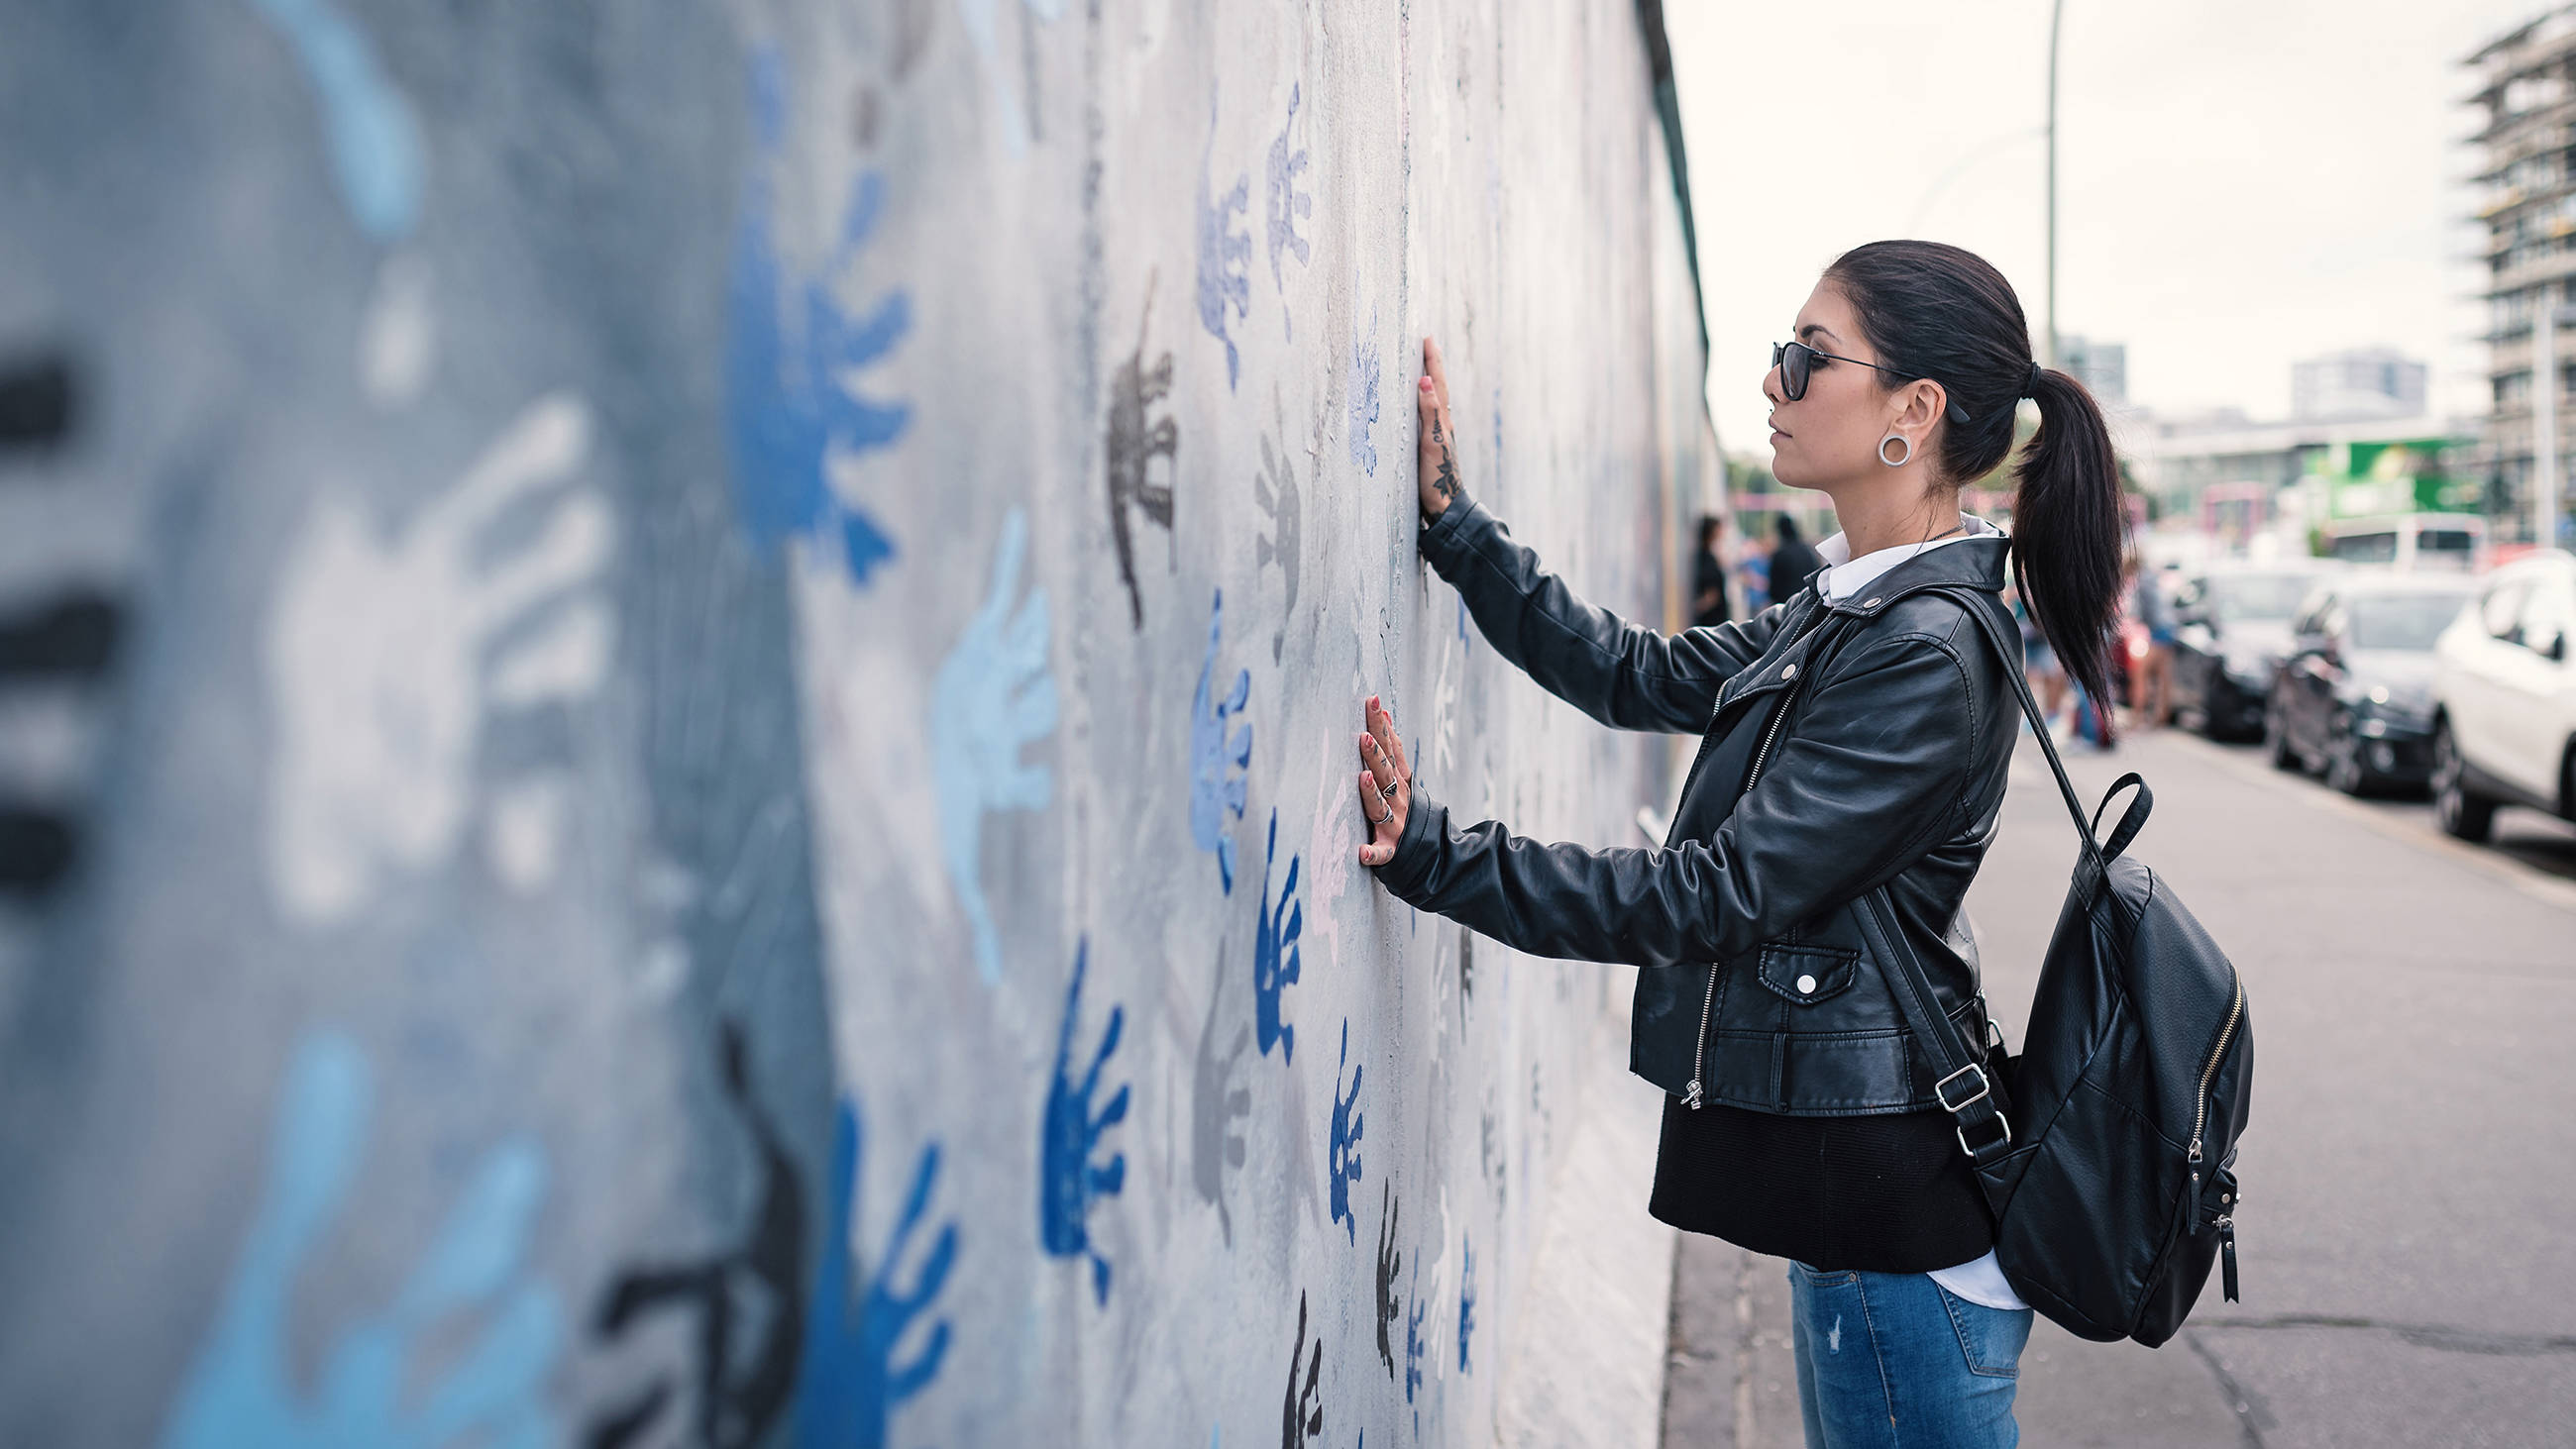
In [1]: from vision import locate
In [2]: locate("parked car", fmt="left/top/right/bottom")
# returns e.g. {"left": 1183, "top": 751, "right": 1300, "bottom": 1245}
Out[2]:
{"left": 2431, "top": 550, "right": 2576, "bottom": 841}
{"left": 2263, "top": 574, "right": 2478, "bottom": 794}
{"left": 2169, "top": 564, "right": 2329, "bottom": 740}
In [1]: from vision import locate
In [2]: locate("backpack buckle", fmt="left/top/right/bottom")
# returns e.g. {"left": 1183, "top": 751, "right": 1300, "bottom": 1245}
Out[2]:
{"left": 1935, "top": 1063, "right": 1990, "bottom": 1112}
{"left": 1956, "top": 1112, "right": 2012, "bottom": 1159}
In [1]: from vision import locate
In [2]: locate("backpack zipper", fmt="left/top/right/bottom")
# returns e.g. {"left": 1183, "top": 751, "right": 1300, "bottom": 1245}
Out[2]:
{"left": 2185, "top": 968, "right": 2244, "bottom": 1165}
{"left": 1684, "top": 685, "right": 1800, "bottom": 1110}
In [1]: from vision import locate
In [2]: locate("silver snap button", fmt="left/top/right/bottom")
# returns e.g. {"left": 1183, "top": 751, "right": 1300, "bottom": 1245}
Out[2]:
{"left": 1863, "top": 596, "right": 1882, "bottom": 608}
{"left": 1780, "top": 663, "right": 1798, "bottom": 679}
{"left": 1795, "top": 973, "right": 1818, "bottom": 993}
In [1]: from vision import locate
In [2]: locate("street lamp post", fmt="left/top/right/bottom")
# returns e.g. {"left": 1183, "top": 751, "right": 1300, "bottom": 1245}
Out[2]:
{"left": 2538, "top": 306, "right": 2572, "bottom": 551}
{"left": 2045, "top": 0, "right": 2064, "bottom": 370}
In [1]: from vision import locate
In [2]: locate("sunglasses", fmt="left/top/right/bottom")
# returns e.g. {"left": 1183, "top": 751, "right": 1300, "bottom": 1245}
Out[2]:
{"left": 1771, "top": 341, "right": 1971, "bottom": 423}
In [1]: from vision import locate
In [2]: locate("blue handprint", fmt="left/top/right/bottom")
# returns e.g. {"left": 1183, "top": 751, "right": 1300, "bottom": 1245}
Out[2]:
{"left": 1456, "top": 1238, "right": 1477, "bottom": 1375}
{"left": 1039, "top": 939, "right": 1129, "bottom": 1305}
{"left": 1405, "top": 1263, "right": 1428, "bottom": 1416}
{"left": 1265, "top": 83, "right": 1313, "bottom": 317}
{"left": 160, "top": 1031, "right": 562, "bottom": 1449}
{"left": 726, "top": 48, "right": 912, "bottom": 587}
{"left": 794, "top": 1096, "right": 958, "bottom": 1449}
{"left": 931, "top": 507, "right": 1059, "bottom": 985}
{"left": 1328, "top": 1019, "right": 1364, "bottom": 1245}
{"left": 1348, "top": 311, "right": 1381, "bottom": 476}
{"left": 1190, "top": 589, "right": 1252, "bottom": 891}
{"left": 1195, "top": 88, "right": 1252, "bottom": 390}
{"left": 1253, "top": 808, "right": 1303, "bottom": 1062}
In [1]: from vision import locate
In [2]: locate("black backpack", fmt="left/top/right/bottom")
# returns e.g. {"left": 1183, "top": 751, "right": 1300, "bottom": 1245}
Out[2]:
{"left": 1855, "top": 590, "right": 2253, "bottom": 1347}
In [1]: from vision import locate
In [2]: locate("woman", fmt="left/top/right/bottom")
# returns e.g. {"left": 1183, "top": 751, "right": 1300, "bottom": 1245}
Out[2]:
{"left": 1354, "top": 241, "right": 2127, "bottom": 1447}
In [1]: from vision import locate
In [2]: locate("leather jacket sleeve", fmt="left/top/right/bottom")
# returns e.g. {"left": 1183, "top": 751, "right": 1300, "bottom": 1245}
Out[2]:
{"left": 1372, "top": 624, "right": 1985, "bottom": 969}
{"left": 1421, "top": 492, "right": 1785, "bottom": 733}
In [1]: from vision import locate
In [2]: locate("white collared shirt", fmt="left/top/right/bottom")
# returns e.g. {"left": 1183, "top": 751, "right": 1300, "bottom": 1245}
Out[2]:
{"left": 1811, "top": 514, "right": 2002, "bottom": 604}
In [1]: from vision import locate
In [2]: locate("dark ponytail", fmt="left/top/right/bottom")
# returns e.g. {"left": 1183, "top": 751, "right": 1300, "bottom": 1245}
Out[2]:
{"left": 2011, "top": 366, "right": 2129, "bottom": 731}
{"left": 1822, "top": 241, "right": 2131, "bottom": 735}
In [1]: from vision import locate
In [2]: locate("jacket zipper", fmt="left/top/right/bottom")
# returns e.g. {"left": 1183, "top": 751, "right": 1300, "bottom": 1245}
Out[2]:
{"left": 1684, "top": 686, "right": 1800, "bottom": 1110}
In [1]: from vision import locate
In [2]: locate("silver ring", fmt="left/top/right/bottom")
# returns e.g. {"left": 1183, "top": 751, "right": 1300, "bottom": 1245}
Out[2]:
{"left": 1367, "top": 795, "right": 1394, "bottom": 826}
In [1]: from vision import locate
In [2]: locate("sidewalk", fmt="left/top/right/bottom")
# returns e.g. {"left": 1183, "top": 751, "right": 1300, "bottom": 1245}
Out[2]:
{"left": 1658, "top": 1236, "right": 2247, "bottom": 1447}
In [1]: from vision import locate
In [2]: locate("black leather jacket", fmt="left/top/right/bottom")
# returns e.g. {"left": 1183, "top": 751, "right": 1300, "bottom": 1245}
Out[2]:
{"left": 1375, "top": 495, "right": 2019, "bottom": 1116}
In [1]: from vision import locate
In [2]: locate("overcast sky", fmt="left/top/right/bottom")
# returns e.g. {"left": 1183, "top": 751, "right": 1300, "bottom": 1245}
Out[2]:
{"left": 1664, "top": 0, "right": 2557, "bottom": 462}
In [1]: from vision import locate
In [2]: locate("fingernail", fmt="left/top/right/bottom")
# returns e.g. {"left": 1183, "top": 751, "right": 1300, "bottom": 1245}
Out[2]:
{"left": 1420, "top": 376, "right": 1433, "bottom": 391}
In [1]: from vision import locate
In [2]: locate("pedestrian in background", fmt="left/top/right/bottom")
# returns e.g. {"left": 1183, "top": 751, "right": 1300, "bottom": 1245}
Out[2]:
{"left": 2126, "top": 555, "right": 2177, "bottom": 731}
{"left": 1770, "top": 512, "right": 1825, "bottom": 601}
{"left": 1692, "top": 514, "right": 1734, "bottom": 627}
{"left": 1737, "top": 533, "right": 1772, "bottom": 614}
{"left": 2008, "top": 579, "right": 2071, "bottom": 738}
{"left": 1360, "top": 239, "right": 2132, "bottom": 1448}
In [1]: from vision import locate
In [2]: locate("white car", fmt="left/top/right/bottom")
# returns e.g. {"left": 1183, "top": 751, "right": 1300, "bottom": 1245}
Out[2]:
{"left": 2431, "top": 550, "right": 2576, "bottom": 842}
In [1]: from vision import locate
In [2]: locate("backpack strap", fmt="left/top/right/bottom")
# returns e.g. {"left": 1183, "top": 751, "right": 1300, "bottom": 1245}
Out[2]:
{"left": 1856, "top": 884, "right": 2015, "bottom": 1167}
{"left": 1927, "top": 586, "right": 2157, "bottom": 902}
{"left": 1859, "top": 586, "right": 2159, "bottom": 1165}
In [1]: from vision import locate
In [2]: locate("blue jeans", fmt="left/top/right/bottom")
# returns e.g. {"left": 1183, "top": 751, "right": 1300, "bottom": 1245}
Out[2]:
{"left": 1788, "top": 1262, "right": 2033, "bottom": 1448}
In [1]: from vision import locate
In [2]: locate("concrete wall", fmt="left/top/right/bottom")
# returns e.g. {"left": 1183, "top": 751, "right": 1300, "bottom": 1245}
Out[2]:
{"left": 0, "top": 1, "right": 1712, "bottom": 1444}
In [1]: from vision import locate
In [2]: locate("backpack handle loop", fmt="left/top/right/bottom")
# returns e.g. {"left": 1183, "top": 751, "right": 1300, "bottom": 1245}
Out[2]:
{"left": 2092, "top": 774, "right": 2152, "bottom": 862}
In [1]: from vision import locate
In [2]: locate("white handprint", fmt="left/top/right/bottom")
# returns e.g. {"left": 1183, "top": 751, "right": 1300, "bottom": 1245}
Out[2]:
{"left": 265, "top": 393, "right": 610, "bottom": 926}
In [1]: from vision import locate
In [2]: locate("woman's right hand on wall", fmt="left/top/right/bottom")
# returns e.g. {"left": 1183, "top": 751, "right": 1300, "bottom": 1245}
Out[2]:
{"left": 1417, "top": 336, "right": 1459, "bottom": 525}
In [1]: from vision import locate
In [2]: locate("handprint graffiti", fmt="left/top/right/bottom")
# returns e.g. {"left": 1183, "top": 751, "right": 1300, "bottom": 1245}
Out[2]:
{"left": 793, "top": 1095, "right": 958, "bottom": 1449}
{"left": 1374, "top": 1185, "right": 1403, "bottom": 1378}
{"left": 930, "top": 507, "right": 1059, "bottom": 986}
{"left": 1195, "top": 89, "right": 1252, "bottom": 390}
{"left": 1104, "top": 281, "right": 1178, "bottom": 631}
{"left": 265, "top": 391, "right": 610, "bottom": 926}
{"left": 1039, "top": 940, "right": 1128, "bottom": 1306}
{"left": 586, "top": 1022, "right": 805, "bottom": 1449}
{"left": 726, "top": 49, "right": 912, "bottom": 588}
{"left": 1189, "top": 591, "right": 1252, "bottom": 892}
{"left": 1328, "top": 1019, "right": 1364, "bottom": 1246}
{"left": 246, "top": 0, "right": 423, "bottom": 244}
{"left": 1456, "top": 1238, "right": 1477, "bottom": 1375}
{"left": 1264, "top": 83, "right": 1314, "bottom": 337}
{"left": 1281, "top": 1291, "right": 1324, "bottom": 1449}
{"left": 1347, "top": 313, "right": 1381, "bottom": 477}
{"left": 1303, "top": 719, "right": 1359, "bottom": 975}
{"left": 1192, "top": 942, "right": 1252, "bottom": 1248}
{"left": 0, "top": 350, "right": 75, "bottom": 449}
{"left": 0, "top": 585, "right": 118, "bottom": 897}
{"left": 159, "top": 1031, "right": 562, "bottom": 1449}
{"left": 1404, "top": 1262, "right": 1428, "bottom": 1412}
{"left": 955, "top": 0, "right": 1065, "bottom": 155}
{"left": 1252, "top": 809, "right": 1303, "bottom": 1063}
{"left": 1253, "top": 394, "right": 1304, "bottom": 664}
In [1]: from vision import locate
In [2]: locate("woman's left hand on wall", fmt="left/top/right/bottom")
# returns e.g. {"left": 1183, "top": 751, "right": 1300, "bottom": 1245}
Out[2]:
{"left": 1356, "top": 694, "right": 1412, "bottom": 867}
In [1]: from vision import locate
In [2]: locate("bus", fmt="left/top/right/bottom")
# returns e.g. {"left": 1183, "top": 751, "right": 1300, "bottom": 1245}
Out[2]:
{"left": 2319, "top": 513, "right": 2484, "bottom": 572}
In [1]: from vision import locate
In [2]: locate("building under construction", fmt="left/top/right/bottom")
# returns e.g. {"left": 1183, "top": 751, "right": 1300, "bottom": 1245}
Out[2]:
{"left": 2470, "top": 4, "right": 2576, "bottom": 546}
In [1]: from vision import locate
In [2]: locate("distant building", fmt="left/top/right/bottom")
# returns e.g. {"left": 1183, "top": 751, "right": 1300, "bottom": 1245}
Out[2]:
{"left": 2058, "top": 335, "right": 2126, "bottom": 406}
{"left": 2291, "top": 348, "right": 2427, "bottom": 422}
{"left": 2467, "top": 5, "right": 2576, "bottom": 543}
{"left": 2123, "top": 411, "right": 2480, "bottom": 557}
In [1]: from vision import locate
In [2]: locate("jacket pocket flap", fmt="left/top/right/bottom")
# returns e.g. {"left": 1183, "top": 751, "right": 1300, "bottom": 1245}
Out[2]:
{"left": 1756, "top": 944, "right": 1860, "bottom": 1004}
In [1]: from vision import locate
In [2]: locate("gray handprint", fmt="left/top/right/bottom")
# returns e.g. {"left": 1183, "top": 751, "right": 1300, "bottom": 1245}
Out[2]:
{"left": 1192, "top": 941, "right": 1253, "bottom": 1247}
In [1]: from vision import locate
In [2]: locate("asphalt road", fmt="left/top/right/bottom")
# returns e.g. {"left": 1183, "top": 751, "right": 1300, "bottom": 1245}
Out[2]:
{"left": 1661, "top": 725, "right": 2576, "bottom": 1449}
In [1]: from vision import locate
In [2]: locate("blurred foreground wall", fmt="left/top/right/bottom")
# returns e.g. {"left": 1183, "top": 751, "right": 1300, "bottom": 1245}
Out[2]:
{"left": 0, "top": 1, "right": 1713, "bottom": 1443}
